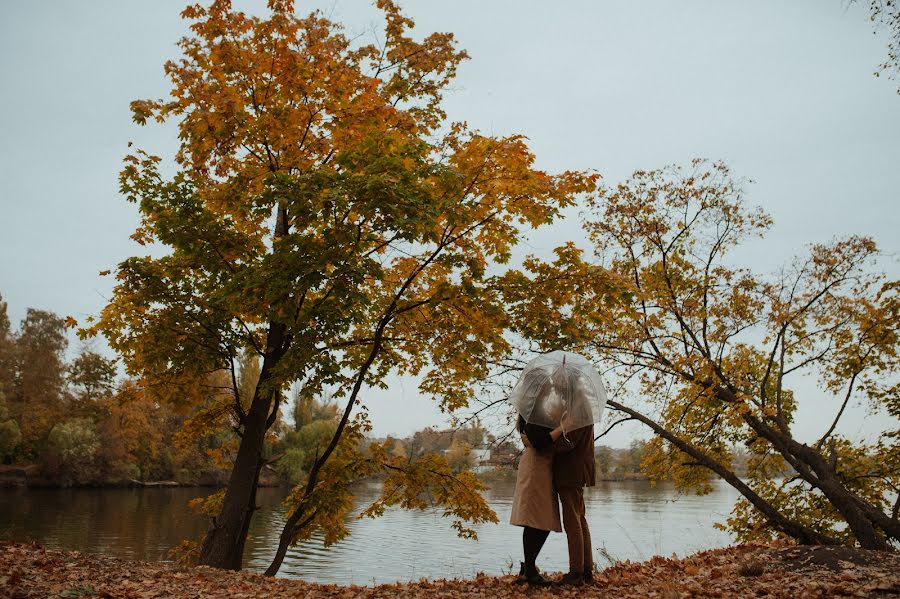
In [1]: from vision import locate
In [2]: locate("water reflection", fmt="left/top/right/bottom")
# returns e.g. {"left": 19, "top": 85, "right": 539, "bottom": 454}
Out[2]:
{"left": 0, "top": 480, "right": 739, "bottom": 585}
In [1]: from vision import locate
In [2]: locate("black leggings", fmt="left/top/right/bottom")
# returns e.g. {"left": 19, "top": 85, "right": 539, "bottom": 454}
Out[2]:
{"left": 522, "top": 526, "right": 550, "bottom": 569}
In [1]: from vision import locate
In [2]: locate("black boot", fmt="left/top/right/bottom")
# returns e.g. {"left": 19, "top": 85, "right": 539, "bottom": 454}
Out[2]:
{"left": 514, "top": 561, "right": 525, "bottom": 582}
{"left": 515, "top": 562, "right": 551, "bottom": 586}
{"left": 556, "top": 571, "right": 585, "bottom": 587}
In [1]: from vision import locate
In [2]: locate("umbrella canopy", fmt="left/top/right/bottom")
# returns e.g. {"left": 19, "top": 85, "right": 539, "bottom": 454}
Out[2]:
{"left": 509, "top": 350, "right": 607, "bottom": 431}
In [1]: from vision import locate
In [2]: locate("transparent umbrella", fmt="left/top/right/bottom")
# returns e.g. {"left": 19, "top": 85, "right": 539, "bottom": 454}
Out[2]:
{"left": 509, "top": 350, "right": 607, "bottom": 431}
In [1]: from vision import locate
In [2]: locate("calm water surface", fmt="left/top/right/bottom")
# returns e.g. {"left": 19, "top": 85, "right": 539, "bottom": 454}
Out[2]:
{"left": 0, "top": 480, "right": 739, "bottom": 585}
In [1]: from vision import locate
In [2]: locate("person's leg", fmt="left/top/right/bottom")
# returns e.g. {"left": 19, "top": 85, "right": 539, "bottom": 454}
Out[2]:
{"left": 533, "top": 527, "right": 550, "bottom": 562}
{"left": 558, "top": 487, "right": 585, "bottom": 575}
{"left": 522, "top": 526, "right": 534, "bottom": 571}
{"left": 519, "top": 527, "right": 528, "bottom": 577}
{"left": 523, "top": 526, "right": 550, "bottom": 571}
{"left": 519, "top": 527, "right": 551, "bottom": 585}
{"left": 578, "top": 489, "right": 593, "bottom": 577}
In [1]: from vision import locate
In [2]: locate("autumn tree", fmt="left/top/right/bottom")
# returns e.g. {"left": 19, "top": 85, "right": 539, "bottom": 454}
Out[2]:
{"left": 96, "top": 380, "right": 168, "bottom": 482}
{"left": 289, "top": 385, "right": 336, "bottom": 430}
{"left": 853, "top": 0, "right": 900, "bottom": 91}
{"left": 0, "top": 294, "right": 12, "bottom": 400}
{"left": 6, "top": 309, "right": 69, "bottom": 456}
{"left": 405, "top": 426, "right": 449, "bottom": 458}
{"left": 68, "top": 350, "right": 117, "bottom": 420}
{"left": 446, "top": 438, "right": 474, "bottom": 473}
{"left": 401, "top": 424, "right": 485, "bottom": 459}
{"left": 88, "top": 0, "right": 593, "bottom": 572}
{"left": 388, "top": 437, "right": 407, "bottom": 460}
{"left": 0, "top": 391, "right": 20, "bottom": 462}
{"left": 0, "top": 294, "right": 245, "bottom": 482}
{"left": 595, "top": 445, "right": 614, "bottom": 476}
{"left": 454, "top": 423, "right": 486, "bottom": 449}
{"left": 43, "top": 418, "right": 101, "bottom": 485}
{"left": 617, "top": 440, "right": 649, "bottom": 476}
{"left": 505, "top": 160, "right": 899, "bottom": 549}
{"left": 274, "top": 392, "right": 337, "bottom": 484}
{"left": 0, "top": 296, "right": 18, "bottom": 461}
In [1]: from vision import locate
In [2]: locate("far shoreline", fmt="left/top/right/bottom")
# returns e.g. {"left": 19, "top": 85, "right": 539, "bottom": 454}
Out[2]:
{"left": 0, "top": 464, "right": 656, "bottom": 489}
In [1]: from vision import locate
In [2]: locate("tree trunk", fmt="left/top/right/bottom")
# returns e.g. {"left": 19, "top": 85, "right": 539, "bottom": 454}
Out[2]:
{"left": 265, "top": 307, "right": 396, "bottom": 576}
{"left": 741, "top": 412, "right": 892, "bottom": 550}
{"left": 608, "top": 400, "right": 840, "bottom": 546}
{"left": 265, "top": 505, "right": 308, "bottom": 576}
{"left": 198, "top": 203, "right": 292, "bottom": 570}
{"left": 198, "top": 321, "right": 286, "bottom": 570}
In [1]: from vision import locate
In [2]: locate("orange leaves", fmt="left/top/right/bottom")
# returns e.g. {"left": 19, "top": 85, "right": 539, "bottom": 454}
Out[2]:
{"left": 129, "top": 99, "right": 158, "bottom": 126}
{"left": 143, "top": 0, "right": 467, "bottom": 186}
{"left": 360, "top": 448, "right": 498, "bottom": 541}
{"left": 106, "top": 0, "right": 595, "bottom": 415}
{"left": 5, "top": 541, "right": 900, "bottom": 598}
{"left": 500, "top": 242, "right": 620, "bottom": 352}
{"left": 188, "top": 489, "right": 226, "bottom": 518}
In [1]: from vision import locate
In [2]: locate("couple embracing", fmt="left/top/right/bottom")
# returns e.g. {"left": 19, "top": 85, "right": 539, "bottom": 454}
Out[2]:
{"left": 507, "top": 351, "right": 605, "bottom": 587}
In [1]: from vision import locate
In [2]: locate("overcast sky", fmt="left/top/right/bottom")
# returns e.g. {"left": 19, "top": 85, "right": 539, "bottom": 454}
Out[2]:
{"left": 1, "top": 1, "right": 898, "bottom": 445}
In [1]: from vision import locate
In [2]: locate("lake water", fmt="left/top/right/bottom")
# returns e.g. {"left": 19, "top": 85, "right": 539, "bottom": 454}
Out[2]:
{"left": 0, "top": 479, "right": 740, "bottom": 585}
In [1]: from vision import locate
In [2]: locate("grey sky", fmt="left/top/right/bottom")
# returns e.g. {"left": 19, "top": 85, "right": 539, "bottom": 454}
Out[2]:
{"left": 1, "top": 1, "right": 897, "bottom": 444}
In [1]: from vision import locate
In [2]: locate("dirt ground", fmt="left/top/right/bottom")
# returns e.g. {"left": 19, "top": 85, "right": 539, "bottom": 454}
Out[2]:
{"left": 2, "top": 540, "right": 899, "bottom": 598}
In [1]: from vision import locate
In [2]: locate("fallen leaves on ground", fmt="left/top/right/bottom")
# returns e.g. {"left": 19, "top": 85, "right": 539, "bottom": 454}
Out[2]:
{"left": 1, "top": 540, "right": 898, "bottom": 598}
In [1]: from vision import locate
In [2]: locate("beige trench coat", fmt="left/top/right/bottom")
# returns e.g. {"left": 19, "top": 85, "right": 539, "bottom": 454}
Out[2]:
{"left": 509, "top": 446, "right": 562, "bottom": 532}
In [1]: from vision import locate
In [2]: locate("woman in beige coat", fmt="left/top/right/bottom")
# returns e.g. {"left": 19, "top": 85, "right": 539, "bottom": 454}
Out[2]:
{"left": 509, "top": 414, "right": 566, "bottom": 585}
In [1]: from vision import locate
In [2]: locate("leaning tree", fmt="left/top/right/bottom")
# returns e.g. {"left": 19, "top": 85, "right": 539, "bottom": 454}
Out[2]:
{"left": 503, "top": 160, "right": 899, "bottom": 549}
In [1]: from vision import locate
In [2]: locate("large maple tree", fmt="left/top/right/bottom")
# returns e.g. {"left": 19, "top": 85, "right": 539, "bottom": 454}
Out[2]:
{"left": 89, "top": 0, "right": 594, "bottom": 571}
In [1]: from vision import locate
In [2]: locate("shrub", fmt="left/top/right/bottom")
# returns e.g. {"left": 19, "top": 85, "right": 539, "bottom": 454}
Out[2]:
{"left": 45, "top": 418, "right": 100, "bottom": 484}
{"left": 0, "top": 419, "right": 21, "bottom": 460}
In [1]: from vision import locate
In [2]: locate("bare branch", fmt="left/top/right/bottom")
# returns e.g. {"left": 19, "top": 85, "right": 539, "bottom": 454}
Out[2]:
{"left": 816, "top": 371, "right": 859, "bottom": 449}
{"left": 595, "top": 416, "right": 637, "bottom": 441}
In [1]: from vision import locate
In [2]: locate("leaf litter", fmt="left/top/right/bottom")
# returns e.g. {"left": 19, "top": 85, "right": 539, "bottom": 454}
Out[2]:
{"left": 2, "top": 541, "right": 898, "bottom": 598}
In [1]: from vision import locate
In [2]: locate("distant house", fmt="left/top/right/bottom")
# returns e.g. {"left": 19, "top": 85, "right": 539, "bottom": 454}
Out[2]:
{"left": 471, "top": 446, "right": 492, "bottom": 473}
{"left": 479, "top": 443, "right": 518, "bottom": 472}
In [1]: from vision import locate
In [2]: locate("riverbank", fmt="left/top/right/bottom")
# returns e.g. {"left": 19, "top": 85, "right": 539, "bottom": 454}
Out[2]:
{"left": 2, "top": 541, "right": 897, "bottom": 598}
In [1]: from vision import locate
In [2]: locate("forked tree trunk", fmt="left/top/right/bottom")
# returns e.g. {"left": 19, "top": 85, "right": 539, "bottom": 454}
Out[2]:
{"left": 741, "top": 412, "right": 895, "bottom": 550}
{"left": 198, "top": 204, "right": 292, "bottom": 570}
